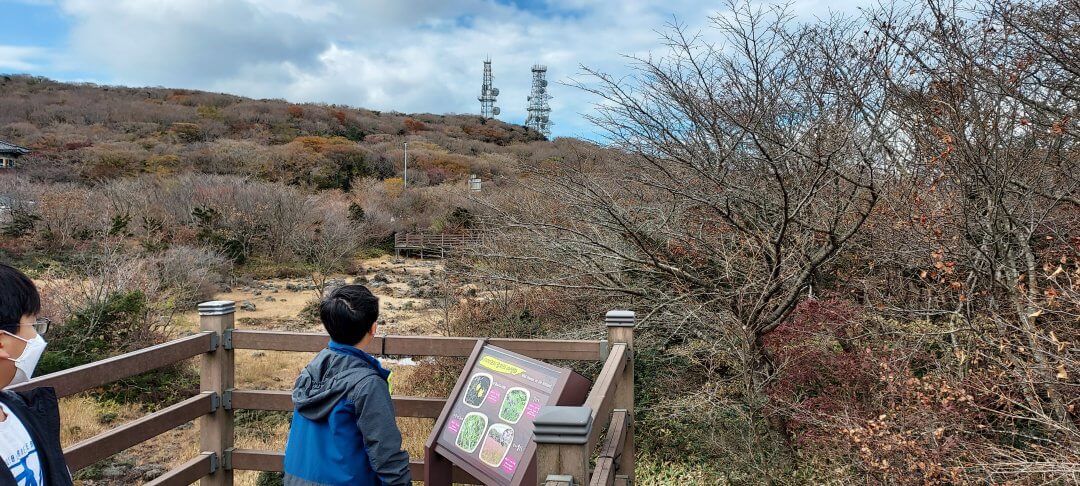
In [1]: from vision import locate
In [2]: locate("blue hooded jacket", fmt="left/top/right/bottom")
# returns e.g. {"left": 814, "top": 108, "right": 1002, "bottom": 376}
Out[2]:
{"left": 283, "top": 341, "right": 411, "bottom": 486}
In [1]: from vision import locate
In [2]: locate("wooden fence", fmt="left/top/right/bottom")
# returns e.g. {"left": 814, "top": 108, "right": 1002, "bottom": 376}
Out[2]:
{"left": 7, "top": 301, "right": 635, "bottom": 486}
{"left": 394, "top": 232, "right": 483, "bottom": 258}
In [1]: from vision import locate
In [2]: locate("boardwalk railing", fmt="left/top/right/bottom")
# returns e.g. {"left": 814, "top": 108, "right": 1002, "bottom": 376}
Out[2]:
{"left": 394, "top": 231, "right": 483, "bottom": 258}
{"left": 7, "top": 301, "right": 635, "bottom": 486}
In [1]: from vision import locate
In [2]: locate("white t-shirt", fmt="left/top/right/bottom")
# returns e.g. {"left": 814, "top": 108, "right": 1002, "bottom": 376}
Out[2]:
{"left": 0, "top": 402, "right": 43, "bottom": 486}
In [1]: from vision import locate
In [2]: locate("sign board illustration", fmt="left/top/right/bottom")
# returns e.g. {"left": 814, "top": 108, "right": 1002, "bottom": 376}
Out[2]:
{"left": 425, "top": 341, "right": 590, "bottom": 485}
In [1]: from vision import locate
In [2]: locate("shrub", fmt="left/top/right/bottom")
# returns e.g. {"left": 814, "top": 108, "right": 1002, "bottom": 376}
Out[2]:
{"left": 153, "top": 245, "right": 231, "bottom": 307}
{"left": 37, "top": 290, "right": 151, "bottom": 375}
{"left": 169, "top": 122, "right": 204, "bottom": 143}
{"left": 403, "top": 117, "right": 428, "bottom": 133}
{"left": 2, "top": 211, "right": 38, "bottom": 237}
{"left": 97, "top": 364, "right": 199, "bottom": 410}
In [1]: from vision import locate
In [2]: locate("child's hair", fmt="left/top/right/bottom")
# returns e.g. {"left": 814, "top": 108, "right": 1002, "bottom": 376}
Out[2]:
{"left": 319, "top": 285, "right": 379, "bottom": 345}
{"left": 0, "top": 263, "right": 40, "bottom": 334}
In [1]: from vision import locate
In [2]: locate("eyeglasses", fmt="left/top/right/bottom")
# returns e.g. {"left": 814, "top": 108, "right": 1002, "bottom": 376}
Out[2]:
{"left": 30, "top": 317, "right": 50, "bottom": 335}
{"left": 3, "top": 318, "right": 50, "bottom": 336}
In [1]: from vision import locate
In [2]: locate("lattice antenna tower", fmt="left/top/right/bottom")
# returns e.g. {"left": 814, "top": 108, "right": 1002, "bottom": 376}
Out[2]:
{"left": 525, "top": 65, "right": 552, "bottom": 137}
{"left": 478, "top": 57, "right": 500, "bottom": 119}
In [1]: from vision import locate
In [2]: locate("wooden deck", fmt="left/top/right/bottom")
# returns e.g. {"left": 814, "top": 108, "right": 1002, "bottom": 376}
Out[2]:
{"left": 394, "top": 231, "right": 483, "bottom": 258}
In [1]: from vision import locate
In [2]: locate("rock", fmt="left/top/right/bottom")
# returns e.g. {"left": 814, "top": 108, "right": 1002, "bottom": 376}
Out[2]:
{"left": 143, "top": 468, "right": 166, "bottom": 480}
{"left": 265, "top": 296, "right": 276, "bottom": 302}
{"left": 254, "top": 290, "right": 263, "bottom": 296}
{"left": 100, "top": 466, "right": 126, "bottom": 478}
{"left": 240, "top": 301, "right": 257, "bottom": 311}
{"left": 285, "top": 283, "right": 300, "bottom": 291}
{"left": 252, "top": 351, "right": 266, "bottom": 358}
{"left": 280, "top": 298, "right": 287, "bottom": 302}
{"left": 242, "top": 287, "right": 253, "bottom": 293}
{"left": 372, "top": 273, "right": 390, "bottom": 284}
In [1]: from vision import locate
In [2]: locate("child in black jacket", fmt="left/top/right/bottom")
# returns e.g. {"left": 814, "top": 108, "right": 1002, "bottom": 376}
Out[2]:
{"left": 0, "top": 263, "right": 72, "bottom": 486}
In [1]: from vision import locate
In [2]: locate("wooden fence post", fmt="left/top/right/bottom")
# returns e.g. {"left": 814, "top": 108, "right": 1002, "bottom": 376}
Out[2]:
{"left": 606, "top": 310, "right": 635, "bottom": 483}
{"left": 198, "top": 300, "right": 235, "bottom": 486}
{"left": 534, "top": 406, "right": 592, "bottom": 485}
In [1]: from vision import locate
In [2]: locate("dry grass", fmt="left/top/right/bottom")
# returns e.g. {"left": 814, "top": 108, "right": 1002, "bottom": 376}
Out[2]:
{"left": 57, "top": 395, "right": 142, "bottom": 446}
{"left": 235, "top": 350, "right": 317, "bottom": 390}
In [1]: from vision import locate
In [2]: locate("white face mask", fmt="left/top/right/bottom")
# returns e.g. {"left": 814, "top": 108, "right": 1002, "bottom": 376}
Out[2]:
{"left": 3, "top": 331, "right": 47, "bottom": 386}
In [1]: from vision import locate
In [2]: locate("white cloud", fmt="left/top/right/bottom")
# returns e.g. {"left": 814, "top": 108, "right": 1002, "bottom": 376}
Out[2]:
{"left": 44, "top": 0, "right": 874, "bottom": 138}
{"left": 0, "top": 46, "right": 47, "bottom": 71}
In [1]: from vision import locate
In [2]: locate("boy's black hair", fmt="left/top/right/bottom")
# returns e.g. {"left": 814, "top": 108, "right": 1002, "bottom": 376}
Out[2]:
{"left": 320, "top": 285, "right": 379, "bottom": 345}
{"left": 0, "top": 263, "right": 41, "bottom": 333}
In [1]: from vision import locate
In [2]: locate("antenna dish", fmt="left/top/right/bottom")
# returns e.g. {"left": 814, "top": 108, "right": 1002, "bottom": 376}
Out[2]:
{"left": 540, "top": 79, "right": 548, "bottom": 87}
{"left": 492, "top": 87, "right": 499, "bottom": 96}
{"left": 492, "top": 107, "right": 501, "bottom": 115}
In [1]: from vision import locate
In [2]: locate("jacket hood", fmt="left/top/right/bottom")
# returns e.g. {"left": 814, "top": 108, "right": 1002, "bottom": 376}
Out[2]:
{"left": 291, "top": 341, "right": 390, "bottom": 420}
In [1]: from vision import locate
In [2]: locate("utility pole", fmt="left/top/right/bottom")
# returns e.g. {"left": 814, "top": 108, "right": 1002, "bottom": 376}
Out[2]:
{"left": 403, "top": 141, "right": 408, "bottom": 188}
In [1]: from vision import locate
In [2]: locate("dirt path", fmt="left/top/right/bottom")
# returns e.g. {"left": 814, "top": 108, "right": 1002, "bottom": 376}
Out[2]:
{"left": 177, "top": 255, "right": 446, "bottom": 335}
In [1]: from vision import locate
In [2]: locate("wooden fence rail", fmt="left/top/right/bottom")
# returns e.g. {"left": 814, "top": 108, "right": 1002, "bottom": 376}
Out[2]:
{"left": 4, "top": 302, "right": 635, "bottom": 486}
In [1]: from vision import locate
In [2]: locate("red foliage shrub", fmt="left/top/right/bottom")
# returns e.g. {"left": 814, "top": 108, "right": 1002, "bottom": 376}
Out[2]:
{"left": 403, "top": 117, "right": 429, "bottom": 133}
{"left": 766, "top": 299, "right": 878, "bottom": 443}
{"left": 423, "top": 166, "right": 452, "bottom": 185}
{"left": 64, "top": 140, "right": 92, "bottom": 151}
{"left": 766, "top": 298, "right": 990, "bottom": 484}
{"left": 331, "top": 109, "right": 348, "bottom": 125}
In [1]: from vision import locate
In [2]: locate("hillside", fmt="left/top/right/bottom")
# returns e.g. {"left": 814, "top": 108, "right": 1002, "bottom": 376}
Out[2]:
{"left": 0, "top": 75, "right": 549, "bottom": 186}
{"left": 3, "top": 0, "right": 1079, "bottom": 481}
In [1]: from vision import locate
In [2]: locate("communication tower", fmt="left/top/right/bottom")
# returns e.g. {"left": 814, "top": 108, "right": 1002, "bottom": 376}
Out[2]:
{"left": 478, "top": 58, "right": 500, "bottom": 119}
{"left": 525, "top": 65, "right": 552, "bottom": 137}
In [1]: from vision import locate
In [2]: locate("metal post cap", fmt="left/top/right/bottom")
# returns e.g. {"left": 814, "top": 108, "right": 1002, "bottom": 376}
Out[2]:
{"left": 198, "top": 300, "right": 236, "bottom": 316}
{"left": 533, "top": 406, "right": 593, "bottom": 445}
{"left": 605, "top": 310, "right": 635, "bottom": 327}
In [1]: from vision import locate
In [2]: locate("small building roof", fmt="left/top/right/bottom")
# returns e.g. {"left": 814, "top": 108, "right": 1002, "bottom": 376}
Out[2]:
{"left": 0, "top": 140, "right": 30, "bottom": 155}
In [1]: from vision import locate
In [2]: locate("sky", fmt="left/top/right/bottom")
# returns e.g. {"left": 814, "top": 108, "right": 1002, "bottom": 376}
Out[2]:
{"left": 0, "top": 0, "right": 874, "bottom": 139}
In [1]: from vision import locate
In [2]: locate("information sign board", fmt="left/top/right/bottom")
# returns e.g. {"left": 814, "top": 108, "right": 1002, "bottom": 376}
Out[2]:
{"left": 425, "top": 341, "right": 590, "bottom": 485}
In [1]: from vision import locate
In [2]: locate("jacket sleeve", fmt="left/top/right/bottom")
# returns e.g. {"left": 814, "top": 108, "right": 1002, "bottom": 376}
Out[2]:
{"left": 350, "top": 376, "right": 412, "bottom": 486}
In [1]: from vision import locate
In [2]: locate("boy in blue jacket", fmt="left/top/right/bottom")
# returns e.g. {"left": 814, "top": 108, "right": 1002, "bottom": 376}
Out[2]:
{"left": 284, "top": 285, "right": 411, "bottom": 485}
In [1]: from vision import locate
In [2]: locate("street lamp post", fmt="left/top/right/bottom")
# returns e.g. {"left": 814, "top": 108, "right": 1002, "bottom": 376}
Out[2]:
{"left": 403, "top": 141, "right": 408, "bottom": 188}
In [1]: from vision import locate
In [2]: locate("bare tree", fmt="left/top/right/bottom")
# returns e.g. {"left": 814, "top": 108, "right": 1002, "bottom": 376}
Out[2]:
{"left": 290, "top": 195, "right": 365, "bottom": 297}
{"left": 861, "top": 0, "right": 1080, "bottom": 479}
{"left": 473, "top": 1, "right": 896, "bottom": 471}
